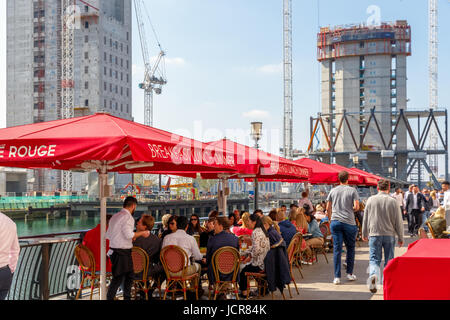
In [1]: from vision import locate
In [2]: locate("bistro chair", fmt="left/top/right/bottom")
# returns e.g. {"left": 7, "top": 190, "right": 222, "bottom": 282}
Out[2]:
{"left": 211, "top": 247, "right": 240, "bottom": 300}
{"left": 292, "top": 233, "right": 306, "bottom": 274}
{"left": 244, "top": 271, "right": 268, "bottom": 300}
{"left": 160, "top": 245, "right": 199, "bottom": 300}
{"left": 426, "top": 222, "right": 437, "bottom": 239}
{"left": 286, "top": 233, "right": 301, "bottom": 298}
{"left": 74, "top": 244, "right": 99, "bottom": 300}
{"left": 320, "top": 222, "right": 333, "bottom": 252}
{"left": 131, "top": 247, "right": 150, "bottom": 300}
{"left": 311, "top": 224, "right": 330, "bottom": 264}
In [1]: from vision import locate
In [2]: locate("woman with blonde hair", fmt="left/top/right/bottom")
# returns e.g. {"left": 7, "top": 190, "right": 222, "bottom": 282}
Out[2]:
{"left": 431, "top": 191, "right": 440, "bottom": 212}
{"left": 295, "top": 208, "right": 309, "bottom": 234}
{"left": 231, "top": 212, "right": 253, "bottom": 236}
{"left": 261, "top": 215, "right": 280, "bottom": 234}
{"left": 427, "top": 206, "right": 449, "bottom": 239}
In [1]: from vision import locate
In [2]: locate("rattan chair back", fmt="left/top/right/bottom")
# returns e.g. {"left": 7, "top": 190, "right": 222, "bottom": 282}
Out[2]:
{"left": 427, "top": 222, "right": 437, "bottom": 239}
{"left": 160, "top": 245, "right": 189, "bottom": 275}
{"left": 212, "top": 246, "right": 240, "bottom": 278}
{"left": 75, "top": 244, "right": 96, "bottom": 273}
{"left": 287, "top": 233, "right": 301, "bottom": 264}
{"left": 131, "top": 247, "right": 149, "bottom": 280}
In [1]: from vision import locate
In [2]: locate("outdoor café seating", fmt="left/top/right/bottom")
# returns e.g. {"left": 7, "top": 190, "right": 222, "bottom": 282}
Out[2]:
{"left": 74, "top": 244, "right": 112, "bottom": 300}
{"left": 160, "top": 245, "right": 199, "bottom": 300}
{"left": 211, "top": 246, "right": 241, "bottom": 300}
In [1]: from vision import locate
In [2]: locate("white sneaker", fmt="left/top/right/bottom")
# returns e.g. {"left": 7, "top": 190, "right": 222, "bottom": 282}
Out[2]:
{"left": 368, "top": 275, "right": 378, "bottom": 293}
{"left": 333, "top": 278, "right": 341, "bottom": 285}
{"left": 346, "top": 274, "right": 357, "bottom": 281}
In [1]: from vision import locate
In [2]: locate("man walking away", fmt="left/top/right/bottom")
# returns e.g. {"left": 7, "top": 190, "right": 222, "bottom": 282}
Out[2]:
{"left": 326, "top": 171, "right": 360, "bottom": 285}
{"left": 362, "top": 180, "right": 404, "bottom": 294}
{"left": 0, "top": 212, "right": 20, "bottom": 300}
{"left": 106, "top": 197, "right": 150, "bottom": 300}
{"left": 405, "top": 185, "right": 425, "bottom": 237}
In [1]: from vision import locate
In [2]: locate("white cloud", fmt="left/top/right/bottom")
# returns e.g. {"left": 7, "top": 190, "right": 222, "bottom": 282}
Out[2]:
{"left": 242, "top": 109, "right": 270, "bottom": 119}
{"left": 164, "top": 57, "right": 186, "bottom": 66}
{"left": 256, "top": 63, "right": 283, "bottom": 74}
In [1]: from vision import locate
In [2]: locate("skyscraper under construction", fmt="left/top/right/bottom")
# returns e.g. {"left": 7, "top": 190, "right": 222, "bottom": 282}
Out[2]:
{"left": 317, "top": 20, "right": 411, "bottom": 174}
{"left": 7, "top": 0, "right": 132, "bottom": 192}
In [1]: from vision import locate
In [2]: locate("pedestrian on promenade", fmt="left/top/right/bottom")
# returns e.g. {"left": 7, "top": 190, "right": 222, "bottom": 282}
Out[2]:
{"left": 105, "top": 196, "right": 151, "bottom": 300}
{"left": 442, "top": 181, "right": 450, "bottom": 230}
{"left": 362, "top": 179, "right": 404, "bottom": 294}
{"left": 0, "top": 212, "right": 20, "bottom": 300}
{"left": 391, "top": 188, "right": 405, "bottom": 220}
{"left": 421, "top": 189, "right": 433, "bottom": 232}
{"left": 405, "top": 185, "right": 425, "bottom": 237}
{"left": 326, "top": 171, "right": 360, "bottom": 285}
{"left": 403, "top": 185, "right": 414, "bottom": 224}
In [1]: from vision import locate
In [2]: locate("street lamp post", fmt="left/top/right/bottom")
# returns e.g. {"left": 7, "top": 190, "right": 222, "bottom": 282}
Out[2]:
{"left": 251, "top": 122, "right": 263, "bottom": 211}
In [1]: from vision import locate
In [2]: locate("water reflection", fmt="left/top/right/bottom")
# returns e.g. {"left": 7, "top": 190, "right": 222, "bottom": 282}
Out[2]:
{"left": 15, "top": 216, "right": 100, "bottom": 238}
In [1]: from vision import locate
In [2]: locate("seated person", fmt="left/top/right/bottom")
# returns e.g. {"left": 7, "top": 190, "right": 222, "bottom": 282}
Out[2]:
{"left": 200, "top": 217, "right": 216, "bottom": 248}
{"left": 261, "top": 216, "right": 283, "bottom": 246}
{"left": 187, "top": 214, "right": 205, "bottom": 236}
{"left": 239, "top": 214, "right": 270, "bottom": 297}
{"left": 162, "top": 216, "right": 203, "bottom": 277}
{"left": 231, "top": 212, "right": 253, "bottom": 237}
{"left": 275, "top": 208, "right": 297, "bottom": 246}
{"left": 206, "top": 217, "right": 239, "bottom": 286}
{"left": 160, "top": 215, "right": 177, "bottom": 241}
{"left": 157, "top": 213, "right": 172, "bottom": 238}
{"left": 133, "top": 214, "right": 163, "bottom": 279}
{"left": 427, "top": 207, "right": 449, "bottom": 239}
{"left": 303, "top": 212, "right": 325, "bottom": 263}
{"left": 228, "top": 213, "right": 236, "bottom": 229}
{"left": 82, "top": 214, "right": 113, "bottom": 273}
{"left": 314, "top": 204, "right": 327, "bottom": 221}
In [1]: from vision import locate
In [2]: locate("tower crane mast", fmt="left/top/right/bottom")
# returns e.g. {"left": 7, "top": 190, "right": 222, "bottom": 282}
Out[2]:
{"left": 134, "top": 0, "right": 167, "bottom": 127}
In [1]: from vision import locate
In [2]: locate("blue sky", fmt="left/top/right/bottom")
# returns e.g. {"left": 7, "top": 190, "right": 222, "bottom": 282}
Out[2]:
{"left": 1, "top": 0, "right": 449, "bottom": 156}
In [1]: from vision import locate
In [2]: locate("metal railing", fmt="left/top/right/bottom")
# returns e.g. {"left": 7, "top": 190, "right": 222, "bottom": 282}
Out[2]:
{"left": 7, "top": 231, "right": 85, "bottom": 300}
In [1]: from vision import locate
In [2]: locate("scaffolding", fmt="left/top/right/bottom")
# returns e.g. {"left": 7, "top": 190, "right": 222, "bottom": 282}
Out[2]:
{"left": 317, "top": 21, "right": 411, "bottom": 62}
{"left": 306, "top": 108, "right": 448, "bottom": 189}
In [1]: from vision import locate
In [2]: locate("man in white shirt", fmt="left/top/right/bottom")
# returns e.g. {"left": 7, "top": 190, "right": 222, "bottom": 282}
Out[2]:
{"left": 391, "top": 188, "right": 405, "bottom": 220}
{"left": 105, "top": 197, "right": 150, "bottom": 300}
{"left": 441, "top": 181, "right": 450, "bottom": 230}
{"left": 162, "top": 216, "right": 203, "bottom": 277}
{"left": 0, "top": 212, "right": 20, "bottom": 300}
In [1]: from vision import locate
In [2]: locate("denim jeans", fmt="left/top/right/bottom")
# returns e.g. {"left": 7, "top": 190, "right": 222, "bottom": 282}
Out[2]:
{"left": 330, "top": 220, "right": 358, "bottom": 278}
{"left": 421, "top": 211, "right": 431, "bottom": 231}
{"left": 368, "top": 236, "right": 396, "bottom": 281}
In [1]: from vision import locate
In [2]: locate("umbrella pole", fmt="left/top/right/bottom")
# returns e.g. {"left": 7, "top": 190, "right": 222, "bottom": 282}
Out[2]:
{"left": 99, "top": 165, "right": 108, "bottom": 300}
{"left": 222, "top": 178, "right": 228, "bottom": 216}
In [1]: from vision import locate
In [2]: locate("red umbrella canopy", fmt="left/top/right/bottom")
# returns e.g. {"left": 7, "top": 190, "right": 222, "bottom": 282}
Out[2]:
{"left": 349, "top": 167, "right": 382, "bottom": 186}
{"left": 329, "top": 164, "right": 366, "bottom": 185}
{"left": 0, "top": 113, "right": 237, "bottom": 173}
{"left": 290, "top": 159, "right": 362, "bottom": 185}
{"left": 186, "top": 139, "right": 310, "bottom": 181}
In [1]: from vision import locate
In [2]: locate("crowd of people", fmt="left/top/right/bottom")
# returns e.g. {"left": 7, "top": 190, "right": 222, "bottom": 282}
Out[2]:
{"left": 78, "top": 193, "right": 336, "bottom": 300}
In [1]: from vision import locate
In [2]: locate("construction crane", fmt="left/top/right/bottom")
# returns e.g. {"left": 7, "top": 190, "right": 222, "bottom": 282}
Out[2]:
{"left": 134, "top": 0, "right": 167, "bottom": 127}
{"left": 283, "top": 0, "right": 293, "bottom": 159}
{"left": 61, "top": 0, "right": 99, "bottom": 192}
{"left": 428, "top": 0, "right": 439, "bottom": 178}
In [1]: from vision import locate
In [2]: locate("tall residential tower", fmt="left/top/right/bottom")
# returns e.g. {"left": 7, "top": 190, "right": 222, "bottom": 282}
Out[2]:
{"left": 7, "top": 0, "right": 132, "bottom": 192}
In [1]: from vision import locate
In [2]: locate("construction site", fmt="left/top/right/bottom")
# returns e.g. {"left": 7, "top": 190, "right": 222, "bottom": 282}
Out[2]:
{"left": 3, "top": 0, "right": 448, "bottom": 194}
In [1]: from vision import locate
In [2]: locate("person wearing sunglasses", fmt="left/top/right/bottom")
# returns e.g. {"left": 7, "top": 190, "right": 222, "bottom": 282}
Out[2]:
{"left": 187, "top": 214, "right": 205, "bottom": 236}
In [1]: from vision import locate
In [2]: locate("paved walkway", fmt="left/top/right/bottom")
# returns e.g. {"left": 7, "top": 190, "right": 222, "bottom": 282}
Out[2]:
{"left": 269, "top": 220, "right": 415, "bottom": 300}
